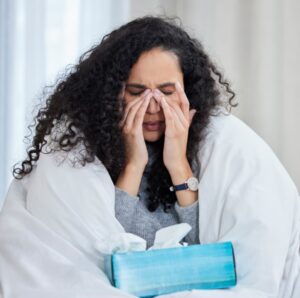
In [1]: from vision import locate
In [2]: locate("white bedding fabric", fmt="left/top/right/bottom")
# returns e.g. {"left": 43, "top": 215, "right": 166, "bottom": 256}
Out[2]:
{"left": 0, "top": 112, "right": 299, "bottom": 298}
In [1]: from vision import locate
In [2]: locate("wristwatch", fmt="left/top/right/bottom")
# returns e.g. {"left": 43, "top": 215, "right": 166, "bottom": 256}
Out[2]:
{"left": 169, "top": 177, "right": 199, "bottom": 192}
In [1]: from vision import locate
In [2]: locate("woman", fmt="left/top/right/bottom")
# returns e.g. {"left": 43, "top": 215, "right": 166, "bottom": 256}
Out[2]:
{"left": 0, "top": 16, "right": 299, "bottom": 298}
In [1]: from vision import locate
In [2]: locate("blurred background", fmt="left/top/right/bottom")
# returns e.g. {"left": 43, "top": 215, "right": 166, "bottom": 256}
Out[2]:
{"left": 1, "top": 0, "right": 299, "bottom": 206}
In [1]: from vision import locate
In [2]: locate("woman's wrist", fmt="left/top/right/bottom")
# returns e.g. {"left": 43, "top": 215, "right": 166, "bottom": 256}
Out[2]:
{"left": 168, "top": 159, "right": 192, "bottom": 184}
{"left": 168, "top": 160, "right": 199, "bottom": 207}
{"left": 115, "top": 163, "right": 145, "bottom": 196}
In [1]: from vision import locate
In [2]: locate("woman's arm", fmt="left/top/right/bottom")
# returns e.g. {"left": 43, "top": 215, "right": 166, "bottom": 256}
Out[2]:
{"left": 116, "top": 89, "right": 152, "bottom": 196}
{"left": 168, "top": 161, "right": 198, "bottom": 207}
{"left": 153, "top": 82, "right": 198, "bottom": 208}
{"left": 114, "top": 186, "right": 139, "bottom": 231}
{"left": 116, "top": 164, "right": 144, "bottom": 196}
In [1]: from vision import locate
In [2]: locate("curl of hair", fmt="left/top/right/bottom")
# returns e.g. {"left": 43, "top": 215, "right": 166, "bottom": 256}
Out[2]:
{"left": 13, "top": 16, "right": 237, "bottom": 212}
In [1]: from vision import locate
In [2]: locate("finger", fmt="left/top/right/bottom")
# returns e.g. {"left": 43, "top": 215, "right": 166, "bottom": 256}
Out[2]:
{"left": 175, "top": 81, "right": 190, "bottom": 120}
{"left": 123, "top": 88, "right": 150, "bottom": 115}
{"left": 163, "top": 94, "right": 189, "bottom": 127}
{"left": 165, "top": 99, "right": 186, "bottom": 131}
{"left": 123, "top": 92, "right": 152, "bottom": 131}
{"left": 120, "top": 89, "right": 151, "bottom": 126}
{"left": 122, "top": 100, "right": 145, "bottom": 131}
{"left": 120, "top": 98, "right": 143, "bottom": 127}
{"left": 153, "top": 89, "right": 188, "bottom": 127}
{"left": 152, "top": 89, "right": 161, "bottom": 102}
{"left": 134, "top": 93, "right": 152, "bottom": 128}
{"left": 159, "top": 96, "right": 177, "bottom": 131}
{"left": 153, "top": 90, "right": 177, "bottom": 129}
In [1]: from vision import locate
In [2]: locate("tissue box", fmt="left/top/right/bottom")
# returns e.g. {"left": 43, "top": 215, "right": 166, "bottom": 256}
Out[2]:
{"left": 104, "top": 242, "right": 236, "bottom": 298}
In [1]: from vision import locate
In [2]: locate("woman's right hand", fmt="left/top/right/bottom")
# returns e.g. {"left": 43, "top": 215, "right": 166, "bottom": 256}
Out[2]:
{"left": 120, "top": 89, "right": 152, "bottom": 170}
{"left": 116, "top": 89, "right": 152, "bottom": 196}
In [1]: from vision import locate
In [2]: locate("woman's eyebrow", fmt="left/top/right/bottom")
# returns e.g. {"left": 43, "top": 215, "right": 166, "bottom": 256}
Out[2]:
{"left": 125, "top": 82, "right": 175, "bottom": 89}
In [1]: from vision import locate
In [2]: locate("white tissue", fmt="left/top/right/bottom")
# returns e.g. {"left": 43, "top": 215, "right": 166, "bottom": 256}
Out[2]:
{"left": 96, "top": 233, "right": 147, "bottom": 254}
{"left": 148, "top": 223, "right": 192, "bottom": 250}
{"left": 97, "top": 223, "right": 192, "bottom": 254}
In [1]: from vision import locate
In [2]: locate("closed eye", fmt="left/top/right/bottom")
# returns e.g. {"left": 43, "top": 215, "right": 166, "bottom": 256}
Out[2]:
{"left": 128, "top": 90, "right": 174, "bottom": 96}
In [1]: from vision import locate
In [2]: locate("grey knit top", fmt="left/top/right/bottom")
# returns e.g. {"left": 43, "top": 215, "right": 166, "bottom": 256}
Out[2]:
{"left": 114, "top": 149, "right": 200, "bottom": 248}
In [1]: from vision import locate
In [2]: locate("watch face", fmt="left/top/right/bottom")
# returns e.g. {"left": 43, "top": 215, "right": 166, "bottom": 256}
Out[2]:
{"left": 187, "top": 177, "right": 199, "bottom": 191}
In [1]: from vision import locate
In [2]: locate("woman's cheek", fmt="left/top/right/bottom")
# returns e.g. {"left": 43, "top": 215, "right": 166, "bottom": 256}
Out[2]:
{"left": 123, "top": 92, "right": 135, "bottom": 103}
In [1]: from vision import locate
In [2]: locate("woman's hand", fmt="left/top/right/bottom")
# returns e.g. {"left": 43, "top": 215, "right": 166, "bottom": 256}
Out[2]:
{"left": 120, "top": 89, "right": 152, "bottom": 170}
{"left": 153, "top": 81, "right": 196, "bottom": 175}
{"left": 116, "top": 89, "right": 152, "bottom": 196}
{"left": 153, "top": 81, "right": 198, "bottom": 207}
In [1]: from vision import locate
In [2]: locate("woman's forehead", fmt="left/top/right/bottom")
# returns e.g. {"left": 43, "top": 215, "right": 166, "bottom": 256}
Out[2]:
{"left": 125, "top": 82, "right": 175, "bottom": 89}
{"left": 127, "top": 48, "right": 183, "bottom": 86}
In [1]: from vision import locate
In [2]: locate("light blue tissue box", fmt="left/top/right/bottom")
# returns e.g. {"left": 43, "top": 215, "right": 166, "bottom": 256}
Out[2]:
{"left": 104, "top": 242, "right": 237, "bottom": 297}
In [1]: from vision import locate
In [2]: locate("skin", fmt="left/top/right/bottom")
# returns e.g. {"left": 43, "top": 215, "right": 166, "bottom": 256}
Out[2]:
{"left": 116, "top": 48, "right": 198, "bottom": 207}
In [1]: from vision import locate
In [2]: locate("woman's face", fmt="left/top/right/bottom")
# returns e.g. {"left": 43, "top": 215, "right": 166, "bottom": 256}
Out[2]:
{"left": 124, "top": 48, "right": 184, "bottom": 142}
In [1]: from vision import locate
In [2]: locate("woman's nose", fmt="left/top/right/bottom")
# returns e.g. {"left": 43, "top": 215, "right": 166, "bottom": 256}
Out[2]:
{"left": 146, "top": 96, "right": 160, "bottom": 114}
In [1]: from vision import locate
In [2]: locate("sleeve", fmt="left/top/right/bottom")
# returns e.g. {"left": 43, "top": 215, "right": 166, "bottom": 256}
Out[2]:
{"left": 115, "top": 186, "right": 139, "bottom": 231}
{"left": 174, "top": 200, "right": 199, "bottom": 244}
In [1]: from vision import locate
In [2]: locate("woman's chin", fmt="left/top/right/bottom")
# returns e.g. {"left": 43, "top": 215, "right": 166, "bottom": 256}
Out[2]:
{"left": 143, "top": 130, "right": 164, "bottom": 142}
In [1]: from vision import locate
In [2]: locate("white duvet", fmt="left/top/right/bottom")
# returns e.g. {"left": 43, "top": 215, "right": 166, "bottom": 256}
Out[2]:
{"left": 0, "top": 112, "right": 299, "bottom": 298}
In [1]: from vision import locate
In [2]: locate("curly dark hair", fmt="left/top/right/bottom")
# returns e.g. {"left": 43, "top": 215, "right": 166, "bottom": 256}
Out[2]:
{"left": 13, "top": 16, "right": 237, "bottom": 212}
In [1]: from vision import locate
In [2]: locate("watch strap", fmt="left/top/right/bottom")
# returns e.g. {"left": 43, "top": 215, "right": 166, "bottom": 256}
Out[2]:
{"left": 169, "top": 182, "right": 189, "bottom": 192}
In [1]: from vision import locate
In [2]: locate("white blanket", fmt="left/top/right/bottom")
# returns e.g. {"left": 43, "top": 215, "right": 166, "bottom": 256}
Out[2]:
{"left": 0, "top": 113, "right": 299, "bottom": 298}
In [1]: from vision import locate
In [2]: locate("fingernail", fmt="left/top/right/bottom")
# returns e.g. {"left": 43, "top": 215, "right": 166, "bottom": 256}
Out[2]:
{"left": 145, "top": 91, "right": 152, "bottom": 99}
{"left": 153, "top": 89, "right": 160, "bottom": 96}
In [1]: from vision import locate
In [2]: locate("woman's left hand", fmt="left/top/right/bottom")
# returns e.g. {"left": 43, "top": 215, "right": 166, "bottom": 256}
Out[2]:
{"left": 153, "top": 81, "right": 196, "bottom": 176}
